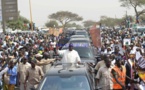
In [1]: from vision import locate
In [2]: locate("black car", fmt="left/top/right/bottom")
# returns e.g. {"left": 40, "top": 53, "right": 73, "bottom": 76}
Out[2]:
{"left": 69, "top": 38, "right": 91, "bottom": 43}
{"left": 75, "top": 30, "right": 90, "bottom": 37}
{"left": 62, "top": 42, "right": 97, "bottom": 66}
{"left": 37, "top": 63, "right": 95, "bottom": 90}
{"left": 70, "top": 35, "right": 86, "bottom": 39}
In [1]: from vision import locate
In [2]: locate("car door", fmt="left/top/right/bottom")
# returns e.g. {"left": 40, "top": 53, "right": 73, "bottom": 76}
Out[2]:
{"left": 86, "top": 65, "right": 96, "bottom": 90}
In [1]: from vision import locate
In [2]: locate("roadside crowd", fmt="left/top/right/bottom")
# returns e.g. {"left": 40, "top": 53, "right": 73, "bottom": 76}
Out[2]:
{"left": 0, "top": 33, "right": 65, "bottom": 90}
{"left": 95, "top": 28, "right": 145, "bottom": 90}
{"left": 0, "top": 28, "right": 145, "bottom": 90}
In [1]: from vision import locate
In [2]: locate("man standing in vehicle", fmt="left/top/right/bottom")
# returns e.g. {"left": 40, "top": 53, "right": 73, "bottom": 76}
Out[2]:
{"left": 56, "top": 43, "right": 81, "bottom": 64}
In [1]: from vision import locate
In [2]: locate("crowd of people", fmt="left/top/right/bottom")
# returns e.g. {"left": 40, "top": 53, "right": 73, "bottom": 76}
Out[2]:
{"left": 0, "top": 33, "right": 68, "bottom": 90}
{"left": 0, "top": 28, "right": 145, "bottom": 90}
{"left": 95, "top": 28, "right": 145, "bottom": 90}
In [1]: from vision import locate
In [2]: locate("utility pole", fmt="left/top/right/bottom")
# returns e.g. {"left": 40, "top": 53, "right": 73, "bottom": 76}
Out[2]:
{"left": 29, "top": 0, "right": 33, "bottom": 31}
{"left": 1, "top": 0, "right": 6, "bottom": 34}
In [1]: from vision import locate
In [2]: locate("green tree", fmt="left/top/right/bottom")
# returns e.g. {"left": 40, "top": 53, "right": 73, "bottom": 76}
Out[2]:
{"left": 7, "top": 15, "right": 30, "bottom": 30}
{"left": 99, "top": 16, "right": 116, "bottom": 27}
{"left": 99, "top": 16, "right": 126, "bottom": 27}
{"left": 140, "top": 14, "right": 145, "bottom": 24}
{"left": 49, "top": 11, "right": 83, "bottom": 28}
{"left": 66, "top": 23, "right": 77, "bottom": 28}
{"left": 19, "top": 15, "right": 30, "bottom": 23}
{"left": 119, "top": 0, "right": 145, "bottom": 23}
{"left": 7, "top": 20, "right": 23, "bottom": 30}
{"left": 83, "top": 20, "right": 96, "bottom": 28}
{"left": 45, "top": 20, "right": 58, "bottom": 28}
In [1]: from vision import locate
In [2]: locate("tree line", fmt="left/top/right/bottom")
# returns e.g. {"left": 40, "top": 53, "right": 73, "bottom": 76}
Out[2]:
{"left": 6, "top": 0, "right": 145, "bottom": 30}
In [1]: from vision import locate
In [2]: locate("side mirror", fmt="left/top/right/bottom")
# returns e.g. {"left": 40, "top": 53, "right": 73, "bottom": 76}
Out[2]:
{"left": 95, "top": 56, "right": 100, "bottom": 60}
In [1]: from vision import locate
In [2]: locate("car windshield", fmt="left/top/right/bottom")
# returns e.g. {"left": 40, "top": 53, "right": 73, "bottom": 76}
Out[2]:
{"left": 74, "top": 47, "right": 94, "bottom": 58}
{"left": 39, "top": 75, "right": 90, "bottom": 90}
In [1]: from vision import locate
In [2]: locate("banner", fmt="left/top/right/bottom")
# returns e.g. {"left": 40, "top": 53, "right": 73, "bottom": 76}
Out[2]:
{"left": 123, "top": 38, "right": 131, "bottom": 46}
{"left": 138, "top": 70, "right": 145, "bottom": 83}
{"left": 53, "top": 29, "right": 59, "bottom": 37}
{"left": 49, "top": 28, "right": 60, "bottom": 36}
{"left": 49, "top": 28, "right": 54, "bottom": 35}
{"left": 89, "top": 26, "right": 101, "bottom": 48}
{"left": 59, "top": 28, "right": 63, "bottom": 34}
{"left": 138, "top": 57, "right": 145, "bottom": 69}
{"left": 137, "top": 57, "right": 145, "bottom": 83}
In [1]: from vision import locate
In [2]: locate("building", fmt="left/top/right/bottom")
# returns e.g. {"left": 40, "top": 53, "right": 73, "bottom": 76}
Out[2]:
{"left": 2, "top": 0, "right": 18, "bottom": 21}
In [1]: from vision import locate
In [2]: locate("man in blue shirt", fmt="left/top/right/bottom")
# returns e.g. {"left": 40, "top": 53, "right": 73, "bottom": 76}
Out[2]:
{"left": 7, "top": 60, "right": 17, "bottom": 90}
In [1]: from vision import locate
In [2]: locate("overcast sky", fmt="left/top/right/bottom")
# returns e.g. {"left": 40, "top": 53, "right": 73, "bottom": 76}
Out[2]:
{"left": 18, "top": 0, "right": 135, "bottom": 27}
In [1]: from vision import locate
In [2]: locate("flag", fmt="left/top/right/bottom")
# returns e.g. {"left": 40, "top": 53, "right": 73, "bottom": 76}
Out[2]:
{"left": 137, "top": 57, "right": 145, "bottom": 83}
{"left": 53, "top": 29, "right": 60, "bottom": 37}
{"left": 89, "top": 25, "right": 101, "bottom": 48}
{"left": 137, "top": 57, "right": 145, "bottom": 69}
{"left": 49, "top": 28, "right": 54, "bottom": 35}
{"left": 59, "top": 28, "right": 63, "bottom": 34}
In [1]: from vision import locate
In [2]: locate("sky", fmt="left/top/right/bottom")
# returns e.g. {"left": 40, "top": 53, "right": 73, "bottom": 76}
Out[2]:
{"left": 18, "top": 0, "right": 135, "bottom": 27}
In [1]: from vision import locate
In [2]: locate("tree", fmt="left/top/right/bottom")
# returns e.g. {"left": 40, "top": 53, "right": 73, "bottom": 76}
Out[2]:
{"left": 99, "top": 16, "right": 126, "bottom": 27}
{"left": 66, "top": 23, "right": 77, "bottom": 28}
{"left": 119, "top": 0, "right": 145, "bottom": 23}
{"left": 140, "top": 14, "right": 145, "bottom": 24}
{"left": 49, "top": 11, "right": 83, "bottom": 28}
{"left": 19, "top": 15, "right": 30, "bottom": 23}
{"left": 99, "top": 16, "right": 116, "bottom": 27}
{"left": 7, "top": 20, "right": 24, "bottom": 30}
{"left": 45, "top": 20, "right": 58, "bottom": 28}
{"left": 7, "top": 15, "right": 30, "bottom": 30}
{"left": 83, "top": 20, "right": 96, "bottom": 28}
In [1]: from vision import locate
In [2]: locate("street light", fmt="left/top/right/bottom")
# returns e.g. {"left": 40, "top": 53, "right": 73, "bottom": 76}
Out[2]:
{"left": 29, "top": 0, "right": 33, "bottom": 30}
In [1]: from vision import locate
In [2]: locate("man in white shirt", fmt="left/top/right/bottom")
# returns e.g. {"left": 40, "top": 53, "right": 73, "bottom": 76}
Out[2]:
{"left": 50, "top": 40, "right": 56, "bottom": 49}
{"left": 57, "top": 43, "right": 81, "bottom": 64}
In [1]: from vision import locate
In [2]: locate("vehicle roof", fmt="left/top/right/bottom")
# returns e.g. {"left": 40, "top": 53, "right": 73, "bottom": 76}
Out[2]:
{"left": 75, "top": 30, "right": 87, "bottom": 32}
{"left": 46, "top": 64, "right": 87, "bottom": 76}
{"left": 69, "top": 38, "right": 90, "bottom": 42}
{"left": 62, "top": 42, "right": 91, "bottom": 48}
{"left": 75, "top": 30, "right": 88, "bottom": 33}
{"left": 71, "top": 35, "right": 85, "bottom": 38}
